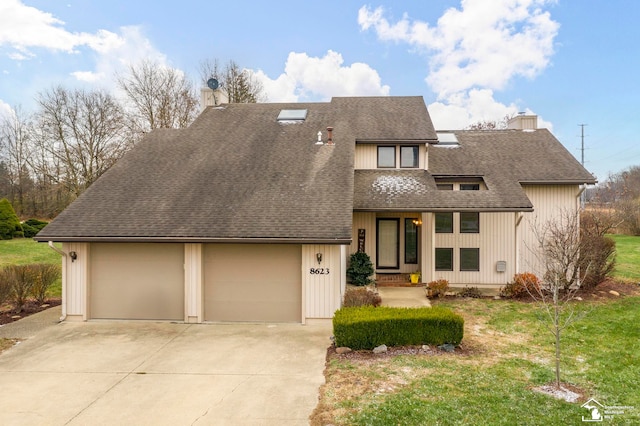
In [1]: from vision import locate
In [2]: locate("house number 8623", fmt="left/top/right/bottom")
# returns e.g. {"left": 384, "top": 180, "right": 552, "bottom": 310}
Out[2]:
{"left": 309, "top": 268, "right": 330, "bottom": 275}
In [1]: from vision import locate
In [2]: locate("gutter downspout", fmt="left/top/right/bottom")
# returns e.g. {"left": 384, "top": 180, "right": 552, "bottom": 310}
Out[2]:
{"left": 47, "top": 241, "right": 67, "bottom": 321}
{"left": 515, "top": 212, "right": 524, "bottom": 275}
{"left": 577, "top": 185, "right": 587, "bottom": 210}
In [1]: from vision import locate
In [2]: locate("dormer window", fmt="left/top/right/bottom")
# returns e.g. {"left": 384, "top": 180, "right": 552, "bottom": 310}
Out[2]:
{"left": 377, "top": 145, "right": 419, "bottom": 169}
{"left": 377, "top": 146, "right": 396, "bottom": 168}
{"left": 460, "top": 183, "right": 480, "bottom": 190}
{"left": 400, "top": 146, "right": 419, "bottom": 168}
{"left": 435, "top": 177, "right": 485, "bottom": 190}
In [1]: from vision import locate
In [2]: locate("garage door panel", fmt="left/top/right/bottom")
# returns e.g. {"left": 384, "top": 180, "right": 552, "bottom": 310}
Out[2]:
{"left": 204, "top": 244, "right": 301, "bottom": 322}
{"left": 90, "top": 243, "right": 184, "bottom": 320}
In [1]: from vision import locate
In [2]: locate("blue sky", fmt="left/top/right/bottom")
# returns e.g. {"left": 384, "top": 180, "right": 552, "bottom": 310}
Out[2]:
{"left": 1, "top": 0, "right": 639, "bottom": 182}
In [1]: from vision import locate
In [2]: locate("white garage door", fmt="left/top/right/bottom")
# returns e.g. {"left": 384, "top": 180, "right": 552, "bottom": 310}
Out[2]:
{"left": 90, "top": 243, "right": 184, "bottom": 320}
{"left": 204, "top": 244, "right": 301, "bottom": 322}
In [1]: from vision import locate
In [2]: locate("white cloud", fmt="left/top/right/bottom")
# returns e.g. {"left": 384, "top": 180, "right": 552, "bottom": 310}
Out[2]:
{"left": 0, "top": 0, "right": 117, "bottom": 56}
{"left": 427, "top": 89, "right": 517, "bottom": 129}
{"left": 254, "top": 50, "right": 390, "bottom": 102}
{"left": 359, "top": 0, "right": 559, "bottom": 128}
{"left": 71, "top": 71, "right": 105, "bottom": 83}
{"left": 0, "top": 99, "right": 13, "bottom": 120}
{"left": 428, "top": 89, "right": 552, "bottom": 131}
{"left": 0, "top": 1, "right": 167, "bottom": 91}
{"left": 252, "top": 70, "right": 298, "bottom": 103}
{"left": 86, "top": 26, "right": 168, "bottom": 90}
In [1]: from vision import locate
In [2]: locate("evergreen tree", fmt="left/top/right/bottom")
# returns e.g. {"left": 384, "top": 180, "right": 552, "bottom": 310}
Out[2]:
{"left": 0, "top": 198, "right": 23, "bottom": 239}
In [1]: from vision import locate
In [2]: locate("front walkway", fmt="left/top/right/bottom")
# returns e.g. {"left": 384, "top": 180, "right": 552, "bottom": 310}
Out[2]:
{"left": 377, "top": 286, "right": 431, "bottom": 308}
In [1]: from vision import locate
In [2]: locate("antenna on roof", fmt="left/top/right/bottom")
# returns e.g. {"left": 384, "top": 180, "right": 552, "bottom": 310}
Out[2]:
{"left": 207, "top": 78, "right": 219, "bottom": 105}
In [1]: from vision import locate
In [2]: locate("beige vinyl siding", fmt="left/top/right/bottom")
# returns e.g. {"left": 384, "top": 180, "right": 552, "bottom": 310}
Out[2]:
{"left": 184, "top": 243, "right": 203, "bottom": 323}
{"left": 431, "top": 212, "right": 516, "bottom": 287}
{"left": 89, "top": 243, "right": 184, "bottom": 320}
{"left": 519, "top": 184, "right": 581, "bottom": 278}
{"left": 355, "top": 144, "right": 427, "bottom": 169}
{"left": 350, "top": 212, "right": 376, "bottom": 260}
{"left": 203, "top": 244, "right": 301, "bottom": 322}
{"left": 61, "top": 242, "right": 89, "bottom": 321}
{"left": 303, "top": 244, "right": 343, "bottom": 319}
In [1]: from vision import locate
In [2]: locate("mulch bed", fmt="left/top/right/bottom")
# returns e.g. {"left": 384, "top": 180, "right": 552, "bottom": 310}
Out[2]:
{"left": 0, "top": 298, "right": 61, "bottom": 326}
{"left": 578, "top": 278, "right": 640, "bottom": 300}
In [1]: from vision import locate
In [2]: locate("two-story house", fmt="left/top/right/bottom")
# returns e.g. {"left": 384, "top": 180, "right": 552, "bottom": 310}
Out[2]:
{"left": 35, "top": 97, "right": 595, "bottom": 323}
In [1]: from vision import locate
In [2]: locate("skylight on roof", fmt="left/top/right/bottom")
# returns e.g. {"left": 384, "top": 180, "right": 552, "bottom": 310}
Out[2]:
{"left": 277, "top": 109, "right": 307, "bottom": 121}
{"left": 436, "top": 132, "right": 459, "bottom": 147}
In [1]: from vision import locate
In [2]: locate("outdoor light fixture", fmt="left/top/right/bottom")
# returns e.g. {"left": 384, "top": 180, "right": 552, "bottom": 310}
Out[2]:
{"left": 69, "top": 251, "right": 77, "bottom": 262}
{"left": 316, "top": 253, "right": 323, "bottom": 264}
{"left": 412, "top": 218, "right": 422, "bottom": 226}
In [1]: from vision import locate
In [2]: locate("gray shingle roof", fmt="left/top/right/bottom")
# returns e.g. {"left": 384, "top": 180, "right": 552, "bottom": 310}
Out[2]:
{"left": 36, "top": 97, "right": 595, "bottom": 242}
{"left": 354, "top": 128, "right": 595, "bottom": 211}
{"left": 354, "top": 170, "right": 533, "bottom": 211}
{"left": 431, "top": 129, "right": 597, "bottom": 184}
{"left": 36, "top": 96, "right": 434, "bottom": 242}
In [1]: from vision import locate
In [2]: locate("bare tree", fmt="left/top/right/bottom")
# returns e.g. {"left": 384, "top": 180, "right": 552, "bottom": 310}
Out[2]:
{"left": 35, "top": 86, "right": 131, "bottom": 197}
{"left": 529, "top": 209, "right": 592, "bottom": 389}
{"left": 579, "top": 210, "right": 619, "bottom": 288}
{"left": 199, "top": 59, "right": 266, "bottom": 103}
{"left": 117, "top": 60, "right": 199, "bottom": 132}
{"left": 466, "top": 113, "right": 516, "bottom": 130}
{"left": 0, "top": 106, "right": 34, "bottom": 215}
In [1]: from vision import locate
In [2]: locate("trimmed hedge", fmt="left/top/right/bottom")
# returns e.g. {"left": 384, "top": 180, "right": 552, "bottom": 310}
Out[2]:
{"left": 333, "top": 306, "right": 464, "bottom": 350}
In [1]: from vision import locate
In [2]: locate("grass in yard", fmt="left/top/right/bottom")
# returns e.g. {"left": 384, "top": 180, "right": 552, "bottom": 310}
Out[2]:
{"left": 609, "top": 234, "right": 640, "bottom": 281}
{"left": 313, "top": 294, "right": 640, "bottom": 425}
{"left": 0, "top": 238, "right": 61, "bottom": 267}
{"left": 0, "top": 238, "right": 62, "bottom": 297}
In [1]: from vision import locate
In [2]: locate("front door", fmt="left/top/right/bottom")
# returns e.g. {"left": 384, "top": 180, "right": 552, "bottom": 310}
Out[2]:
{"left": 377, "top": 218, "right": 399, "bottom": 269}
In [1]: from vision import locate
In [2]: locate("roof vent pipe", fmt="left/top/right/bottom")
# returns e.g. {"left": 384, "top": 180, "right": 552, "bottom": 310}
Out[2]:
{"left": 326, "top": 127, "right": 334, "bottom": 146}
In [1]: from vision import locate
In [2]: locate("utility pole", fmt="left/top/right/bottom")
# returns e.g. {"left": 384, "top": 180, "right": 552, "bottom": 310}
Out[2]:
{"left": 579, "top": 124, "right": 587, "bottom": 167}
{"left": 579, "top": 124, "right": 587, "bottom": 208}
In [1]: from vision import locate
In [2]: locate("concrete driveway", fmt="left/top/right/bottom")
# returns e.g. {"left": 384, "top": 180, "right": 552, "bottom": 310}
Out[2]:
{"left": 0, "top": 307, "right": 332, "bottom": 426}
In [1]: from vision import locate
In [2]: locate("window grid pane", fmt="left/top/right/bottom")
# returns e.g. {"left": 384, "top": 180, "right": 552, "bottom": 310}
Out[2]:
{"left": 460, "top": 212, "right": 479, "bottom": 233}
{"left": 405, "top": 219, "right": 418, "bottom": 264}
{"left": 377, "top": 146, "right": 396, "bottom": 168}
{"left": 460, "top": 184, "right": 480, "bottom": 190}
{"left": 400, "top": 146, "right": 419, "bottom": 168}
{"left": 435, "top": 248, "right": 453, "bottom": 271}
{"left": 460, "top": 248, "right": 480, "bottom": 271}
{"left": 435, "top": 212, "right": 453, "bottom": 233}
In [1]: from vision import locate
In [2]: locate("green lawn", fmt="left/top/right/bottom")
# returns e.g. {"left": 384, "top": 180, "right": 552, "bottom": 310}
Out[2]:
{"left": 0, "top": 238, "right": 62, "bottom": 297}
{"left": 609, "top": 234, "right": 640, "bottom": 281}
{"left": 316, "top": 296, "right": 640, "bottom": 425}
{"left": 0, "top": 238, "right": 62, "bottom": 267}
{"left": 315, "top": 234, "right": 640, "bottom": 425}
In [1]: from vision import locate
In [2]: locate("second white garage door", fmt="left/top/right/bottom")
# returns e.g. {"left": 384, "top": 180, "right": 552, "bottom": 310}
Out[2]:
{"left": 204, "top": 244, "right": 302, "bottom": 322}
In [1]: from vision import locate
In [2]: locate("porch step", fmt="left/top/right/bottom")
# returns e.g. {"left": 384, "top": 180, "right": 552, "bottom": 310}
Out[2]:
{"left": 375, "top": 273, "right": 422, "bottom": 287}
